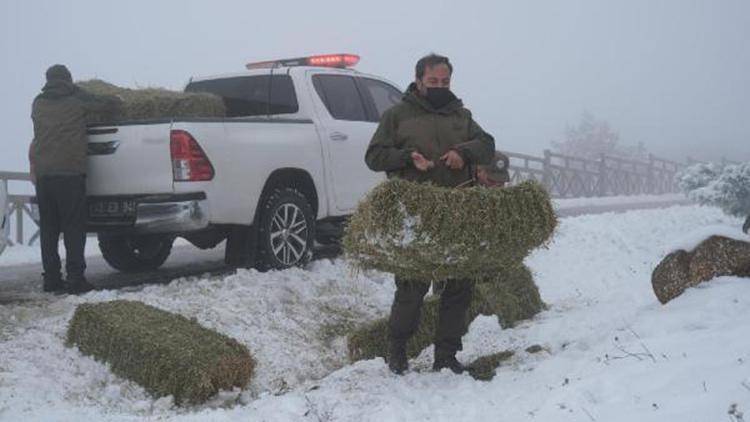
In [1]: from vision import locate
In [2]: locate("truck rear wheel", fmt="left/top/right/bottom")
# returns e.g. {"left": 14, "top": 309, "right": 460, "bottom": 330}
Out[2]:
{"left": 256, "top": 188, "right": 315, "bottom": 271}
{"left": 98, "top": 233, "right": 174, "bottom": 272}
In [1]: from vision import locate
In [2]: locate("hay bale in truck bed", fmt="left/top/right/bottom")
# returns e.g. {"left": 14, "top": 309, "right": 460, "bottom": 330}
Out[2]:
{"left": 66, "top": 300, "right": 255, "bottom": 406}
{"left": 343, "top": 179, "right": 557, "bottom": 281}
{"left": 77, "top": 79, "right": 226, "bottom": 122}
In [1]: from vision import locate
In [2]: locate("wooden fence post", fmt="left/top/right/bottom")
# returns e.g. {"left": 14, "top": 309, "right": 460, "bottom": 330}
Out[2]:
{"left": 542, "top": 149, "right": 552, "bottom": 193}
{"left": 598, "top": 153, "right": 607, "bottom": 196}
{"left": 647, "top": 153, "right": 656, "bottom": 194}
{"left": 14, "top": 199, "right": 23, "bottom": 245}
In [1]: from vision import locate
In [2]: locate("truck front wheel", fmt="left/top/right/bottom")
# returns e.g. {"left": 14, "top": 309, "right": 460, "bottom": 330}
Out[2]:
{"left": 256, "top": 188, "right": 315, "bottom": 271}
{"left": 98, "top": 233, "right": 174, "bottom": 272}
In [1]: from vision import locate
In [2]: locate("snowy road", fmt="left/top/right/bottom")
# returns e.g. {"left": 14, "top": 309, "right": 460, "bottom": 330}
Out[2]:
{"left": 0, "top": 195, "right": 689, "bottom": 301}
{"left": 0, "top": 243, "right": 342, "bottom": 303}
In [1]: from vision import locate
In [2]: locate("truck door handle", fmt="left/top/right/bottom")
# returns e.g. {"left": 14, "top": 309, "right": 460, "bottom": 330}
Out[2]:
{"left": 329, "top": 132, "right": 348, "bottom": 141}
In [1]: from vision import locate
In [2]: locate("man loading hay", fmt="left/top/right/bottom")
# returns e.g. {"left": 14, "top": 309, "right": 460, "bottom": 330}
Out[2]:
{"left": 30, "top": 65, "right": 121, "bottom": 294}
{"left": 364, "top": 53, "right": 495, "bottom": 375}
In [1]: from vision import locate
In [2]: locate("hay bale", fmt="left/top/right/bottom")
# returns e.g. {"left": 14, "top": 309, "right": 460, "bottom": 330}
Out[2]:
{"left": 347, "top": 295, "right": 440, "bottom": 363}
{"left": 466, "top": 350, "right": 514, "bottom": 381}
{"left": 652, "top": 235, "right": 750, "bottom": 304}
{"left": 347, "top": 265, "right": 545, "bottom": 362}
{"left": 472, "top": 265, "right": 546, "bottom": 327}
{"left": 651, "top": 250, "right": 696, "bottom": 304}
{"left": 343, "top": 179, "right": 556, "bottom": 281}
{"left": 77, "top": 79, "right": 226, "bottom": 122}
{"left": 652, "top": 250, "right": 693, "bottom": 304}
{"left": 689, "top": 235, "right": 750, "bottom": 282}
{"left": 525, "top": 344, "right": 544, "bottom": 354}
{"left": 66, "top": 300, "right": 255, "bottom": 405}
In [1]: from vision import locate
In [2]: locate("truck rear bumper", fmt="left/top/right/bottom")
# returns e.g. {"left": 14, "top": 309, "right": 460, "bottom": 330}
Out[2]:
{"left": 134, "top": 198, "right": 209, "bottom": 233}
{"left": 83, "top": 192, "right": 210, "bottom": 234}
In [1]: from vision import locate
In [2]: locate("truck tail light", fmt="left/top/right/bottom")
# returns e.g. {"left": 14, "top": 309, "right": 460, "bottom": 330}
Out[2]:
{"left": 170, "top": 130, "right": 214, "bottom": 182}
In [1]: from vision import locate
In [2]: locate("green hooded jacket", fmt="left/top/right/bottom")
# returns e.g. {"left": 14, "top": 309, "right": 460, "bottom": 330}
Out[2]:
{"left": 31, "top": 80, "right": 119, "bottom": 177}
{"left": 365, "top": 83, "right": 495, "bottom": 187}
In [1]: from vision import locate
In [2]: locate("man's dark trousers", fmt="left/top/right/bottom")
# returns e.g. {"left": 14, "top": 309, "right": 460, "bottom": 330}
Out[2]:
{"left": 388, "top": 277, "right": 474, "bottom": 358}
{"left": 36, "top": 175, "right": 87, "bottom": 286}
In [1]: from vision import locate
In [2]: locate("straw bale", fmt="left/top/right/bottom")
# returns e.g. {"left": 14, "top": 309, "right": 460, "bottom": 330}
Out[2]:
{"left": 66, "top": 300, "right": 255, "bottom": 405}
{"left": 343, "top": 179, "right": 556, "bottom": 281}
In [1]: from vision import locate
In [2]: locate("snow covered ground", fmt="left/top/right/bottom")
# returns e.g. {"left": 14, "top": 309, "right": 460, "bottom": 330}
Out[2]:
{"left": 1, "top": 205, "right": 749, "bottom": 421}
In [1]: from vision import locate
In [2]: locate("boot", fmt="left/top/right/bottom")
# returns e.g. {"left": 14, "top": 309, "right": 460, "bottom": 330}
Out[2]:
{"left": 67, "top": 276, "right": 95, "bottom": 294}
{"left": 433, "top": 354, "right": 465, "bottom": 374}
{"left": 388, "top": 340, "right": 408, "bottom": 375}
{"left": 42, "top": 272, "right": 67, "bottom": 294}
{"left": 43, "top": 279, "right": 67, "bottom": 295}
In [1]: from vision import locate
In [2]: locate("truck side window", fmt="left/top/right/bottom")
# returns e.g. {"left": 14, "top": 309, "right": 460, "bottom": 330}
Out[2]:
{"left": 185, "top": 75, "right": 298, "bottom": 117}
{"left": 359, "top": 78, "right": 402, "bottom": 121}
{"left": 312, "top": 75, "right": 367, "bottom": 122}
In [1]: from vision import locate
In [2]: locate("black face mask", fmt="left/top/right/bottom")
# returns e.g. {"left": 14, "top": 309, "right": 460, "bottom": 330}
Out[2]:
{"left": 424, "top": 87, "right": 456, "bottom": 109}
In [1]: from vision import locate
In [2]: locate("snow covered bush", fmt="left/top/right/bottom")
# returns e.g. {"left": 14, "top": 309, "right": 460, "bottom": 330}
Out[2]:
{"left": 682, "top": 162, "right": 750, "bottom": 218}
{"left": 677, "top": 162, "right": 722, "bottom": 193}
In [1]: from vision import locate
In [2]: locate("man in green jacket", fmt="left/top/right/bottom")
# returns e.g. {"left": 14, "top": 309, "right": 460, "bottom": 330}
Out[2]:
{"left": 365, "top": 54, "right": 495, "bottom": 374}
{"left": 30, "top": 65, "right": 116, "bottom": 294}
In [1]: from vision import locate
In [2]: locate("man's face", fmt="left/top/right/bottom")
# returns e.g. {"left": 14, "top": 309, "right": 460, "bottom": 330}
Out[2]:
{"left": 416, "top": 63, "right": 451, "bottom": 97}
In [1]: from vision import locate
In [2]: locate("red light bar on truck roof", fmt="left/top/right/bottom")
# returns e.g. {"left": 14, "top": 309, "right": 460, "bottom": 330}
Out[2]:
{"left": 246, "top": 54, "right": 360, "bottom": 70}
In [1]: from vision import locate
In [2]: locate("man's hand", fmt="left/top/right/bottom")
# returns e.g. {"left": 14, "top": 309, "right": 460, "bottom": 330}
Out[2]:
{"left": 440, "top": 149, "right": 465, "bottom": 170}
{"left": 411, "top": 151, "right": 434, "bottom": 172}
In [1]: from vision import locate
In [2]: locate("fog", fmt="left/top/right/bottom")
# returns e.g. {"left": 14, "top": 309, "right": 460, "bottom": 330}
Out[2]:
{"left": 1, "top": 0, "right": 748, "bottom": 172}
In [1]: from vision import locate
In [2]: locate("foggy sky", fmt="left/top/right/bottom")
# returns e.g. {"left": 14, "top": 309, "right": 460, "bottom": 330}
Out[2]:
{"left": 1, "top": 0, "right": 748, "bottom": 172}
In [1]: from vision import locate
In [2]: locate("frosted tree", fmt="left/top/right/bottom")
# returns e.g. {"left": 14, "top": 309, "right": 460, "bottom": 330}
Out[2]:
{"left": 677, "top": 162, "right": 722, "bottom": 193}
{"left": 551, "top": 112, "right": 648, "bottom": 161}
{"left": 683, "top": 162, "right": 750, "bottom": 218}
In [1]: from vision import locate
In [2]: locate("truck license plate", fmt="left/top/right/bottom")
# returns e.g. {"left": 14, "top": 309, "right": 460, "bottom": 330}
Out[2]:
{"left": 89, "top": 199, "right": 136, "bottom": 218}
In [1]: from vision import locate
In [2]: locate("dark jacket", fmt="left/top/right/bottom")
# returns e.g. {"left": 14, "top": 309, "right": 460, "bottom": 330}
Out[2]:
{"left": 31, "top": 80, "right": 116, "bottom": 177}
{"left": 365, "top": 84, "right": 495, "bottom": 188}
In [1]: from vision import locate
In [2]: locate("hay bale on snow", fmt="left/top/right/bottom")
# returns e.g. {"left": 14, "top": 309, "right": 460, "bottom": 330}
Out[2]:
{"left": 471, "top": 265, "right": 545, "bottom": 327}
{"left": 347, "top": 265, "right": 545, "bottom": 362}
{"left": 652, "top": 235, "right": 750, "bottom": 304}
{"left": 343, "top": 179, "right": 556, "bottom": 281}
{"left": 77, "top": 79, "right": 226, "bottom": 122}
{"left": 466, "top": 350, "right": 514, "bottom": 381}
{"left": 66, "top": 300, "right": 255, "bottom": 405}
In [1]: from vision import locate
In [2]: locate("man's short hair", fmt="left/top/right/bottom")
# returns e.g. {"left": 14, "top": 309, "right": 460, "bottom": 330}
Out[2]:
{"left": 415, "top": 54, "right": 453, "bottom": 80}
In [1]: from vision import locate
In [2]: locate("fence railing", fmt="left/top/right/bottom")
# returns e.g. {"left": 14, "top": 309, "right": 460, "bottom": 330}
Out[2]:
{"left": 1, "top": 171, "right": 38, "bottom": 247}
{"left": 505, "top": 150, "right": 687, "bottom": 198}
{"left": 0, "top": 151, "right": 736, "bottom": 246}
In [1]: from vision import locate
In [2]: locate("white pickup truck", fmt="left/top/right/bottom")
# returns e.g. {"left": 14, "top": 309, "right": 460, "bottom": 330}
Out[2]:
{"left": 85, "top": 54, "right": 403, "bottom": 272}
